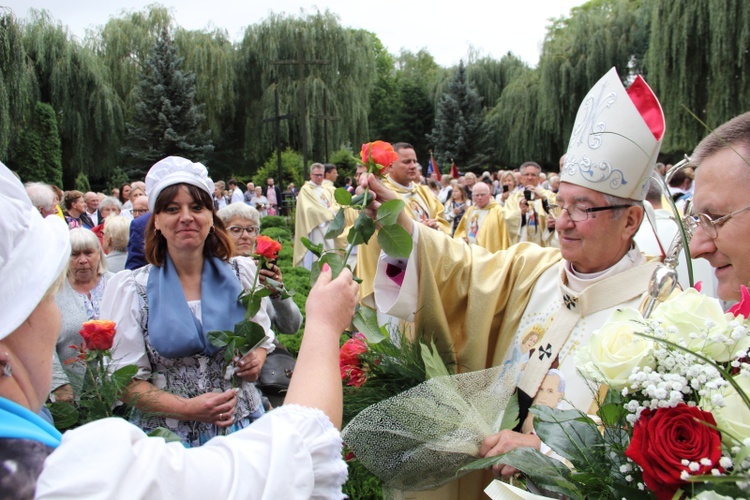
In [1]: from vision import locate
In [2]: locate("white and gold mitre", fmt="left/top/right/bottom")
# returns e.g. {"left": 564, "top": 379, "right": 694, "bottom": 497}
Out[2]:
{"left": 561, "top": 67, "right": 665, "bottom": 201}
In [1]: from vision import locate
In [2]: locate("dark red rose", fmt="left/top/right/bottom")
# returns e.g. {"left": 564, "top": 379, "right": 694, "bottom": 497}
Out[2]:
{"left": 79, "top": 320, "right": 117, "bottom": 351}
{"left": 255, "top": 235, "right": 282, "bottom": 260}
{"left": 625, "top": 404, "right": 723, "bottom": 500}
{"left": 360, "top": 141, "right": 398, "bottom": 176}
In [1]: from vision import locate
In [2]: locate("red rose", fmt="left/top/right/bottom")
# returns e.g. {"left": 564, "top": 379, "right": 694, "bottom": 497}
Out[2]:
{"left": 339, "top": 336, "right": 367, "bottom": 368}
{"left": 255, "top": 235, "right": 282, "bottom": 260}
{"left": 729, "top": 285, "right": 750, "bottom": 318}
{"left": 625, "top": 404, "right": 723, "bottom": 500}
{"left": 79, "top": 320, "right": 117, "bottom": 351}
{"left": 341, "top": 365, "right": 367, "bottom": 387}
{"left": 360, "top": 141, "right": 398, "bottom": 176}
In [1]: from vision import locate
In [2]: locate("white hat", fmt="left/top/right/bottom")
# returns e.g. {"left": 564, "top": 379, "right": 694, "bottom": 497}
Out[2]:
{"left": 145, "top": 156, "right": 215, "bottom": 212}
{"left": 0, "top": 163, "right": 70, "bottom": 341}
{"left": 561, "top": 67, "right": 665, "bottom": 201}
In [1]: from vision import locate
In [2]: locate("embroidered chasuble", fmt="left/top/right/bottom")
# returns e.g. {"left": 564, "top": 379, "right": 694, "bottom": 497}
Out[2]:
{"left": 503, "top": 189, "right": 557, "bottom": 247}
{"left": 357, "top": 177, "right": 450, "bottom": 307}
{"left": 453, "top": 199, "right": 509, "bottom": 253}
{"left": 293, "top": 181, "right": 345, "bottom": 267}
{"left": 375, "top": 224, "right": 658, "bottom": 500}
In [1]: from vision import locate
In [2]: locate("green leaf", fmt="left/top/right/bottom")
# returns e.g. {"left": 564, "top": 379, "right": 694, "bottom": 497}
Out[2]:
{"left": 110, "top": 365, "right": 138, "bottom": 389}
{"left": 207, "top": 330, "right": 230, "bottom": 348}
{"left": 245, "top": 294, "right": 263, "bottom": 318}
{"left": 419, "top": 340, "right": 450, "bottom": 379}
{"left": 460, "top": 448, "right": 581, "bottom": 499}
{"left": 235, "top": 320, "right": 268, "bottom": 355}
{"left": 148, "top": 427, "right": 183, "bottom": 443}
{"left": 48, "top": 401, "right": 79, "bottom": 430}
{"left": 598, "top": 402, "right": 628, "bottom": 427}
{"left": 348, "top": 211, "right": 376, "bottom": 246}
{"left": 309, "top": 253, "right": 345, "bottom": 285}
{"left": 353, "top": 306, "right": 385, "bottom": 343}
{"left": 325, "top": 208, "right": 347, "bottom": 239}
{"left": 334, "top": 187, "right": 353, "bottom": 206}
{"left": 224, "top": 338, "right": 236, "bottom": 363}
{"left": 377, "top": 224, "right": 412, "bottom": 258}
{"left": 376, "top": 199, "right": 405, "bottom": 226}
{"left": 499, "top": 391, "right": 520, "bottom": 432}
{"left": 301, "top": 237, "right": 323, "bottom": 257}
{"left": 351, "top": 191, "right": 374, "bottom": 207}
{"left": 531, "top": 406, "right": 603, "bottom": 467}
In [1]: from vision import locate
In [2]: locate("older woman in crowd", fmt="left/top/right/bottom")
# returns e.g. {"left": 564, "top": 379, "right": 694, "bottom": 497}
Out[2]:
{"left": 63, "top": 190, "right": 94, "bottom": 229}
{"left": 495, "top": 171, "right": 519, "bottom": 206}
{"left": 0, "top": 161, "right": 354, "bottom": 498}
{"left": 103, "top": 157, "right": 275, "bottom": 446}
{"left": 50, "top": 228, "right": 114, "bottom": 401}
{"left": 249, "top": 186, "right": 270, "bottom": 216}
{"left": 103, "top": 216, "right": 130, "bottom": 272}
{"left": 218, "top": 203, "right": 302, "bottom": 334}
{"left": 90, "top": 196, "right": 123, "bottom": 244}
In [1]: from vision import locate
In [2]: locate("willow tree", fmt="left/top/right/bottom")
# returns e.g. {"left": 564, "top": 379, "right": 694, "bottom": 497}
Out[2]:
{"left": 21, "top": 9, "right": 124, "bottom": 187}
{"left": 93, "top": 5, "right": 172, "bottom": 105}
{"left": 483, "top": 69, "right": 549, "bottom": 167}
{"left": 646, "top": 0, "right": 750, "bottom": 155}
{"left": 0, "top": 10, "right": 39, "bottom": 161}
{"left": 466, "top": 52, "right": 529, "bottom": 112}
{"left": 236, "top": 10, "right": 377, "bottom": 171}
{"left": 536, "top": 0, "right": 652, "bottom": 162}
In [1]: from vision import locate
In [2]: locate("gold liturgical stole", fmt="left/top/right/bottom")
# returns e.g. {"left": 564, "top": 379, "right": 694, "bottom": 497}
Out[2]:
{"left": 517, "top": 262, "right": 658, "bottom": 398}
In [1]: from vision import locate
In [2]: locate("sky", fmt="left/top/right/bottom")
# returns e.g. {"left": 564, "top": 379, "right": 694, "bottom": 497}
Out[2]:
{"left": 8, "top": 0, "right": 588, "bottom": 68}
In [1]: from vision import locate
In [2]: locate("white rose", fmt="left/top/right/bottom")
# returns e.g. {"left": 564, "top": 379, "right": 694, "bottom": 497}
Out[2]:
{"left": 703, "top": 374, "right": 750, "bottom": 446}
{"left": 575, "top": 308, "right": 655, "bottom": 390}
{"left": 652, "top": 288, "right": 750, "bottom": 361}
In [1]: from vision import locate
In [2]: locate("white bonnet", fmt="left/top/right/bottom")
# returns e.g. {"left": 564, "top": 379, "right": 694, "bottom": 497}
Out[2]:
{"left": 0, "top": 163, "right": 70, "bottom": 340}
{"left": 145, "top": 156, "right": 215, "bottom": 212}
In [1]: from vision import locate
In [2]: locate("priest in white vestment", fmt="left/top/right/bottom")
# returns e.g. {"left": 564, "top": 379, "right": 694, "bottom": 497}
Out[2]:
{"left": 364, "top": 67, "right": 667, "bottom": 499}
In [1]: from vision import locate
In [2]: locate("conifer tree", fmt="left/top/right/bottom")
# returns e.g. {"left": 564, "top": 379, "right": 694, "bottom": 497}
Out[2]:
{"left": 123, "top": 27, "right": 213, "bottom": 178}
{"left": 428, "top": 61, "right": 483, "bottom": 171}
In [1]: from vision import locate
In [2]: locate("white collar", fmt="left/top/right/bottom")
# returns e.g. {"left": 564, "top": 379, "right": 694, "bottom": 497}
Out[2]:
{"left": 564, "top": 245, "right": 643, "bottom": 294}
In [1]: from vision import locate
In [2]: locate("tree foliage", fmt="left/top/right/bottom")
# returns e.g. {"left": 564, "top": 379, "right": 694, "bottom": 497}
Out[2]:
{"left": 123, "top": 26, "right": 213, "bottom": 179}
{"left": 14, "top": 101, "right": 62, "bottom": 186}
{"left": 428, "top": 61, "right": 484, "bottom": 170}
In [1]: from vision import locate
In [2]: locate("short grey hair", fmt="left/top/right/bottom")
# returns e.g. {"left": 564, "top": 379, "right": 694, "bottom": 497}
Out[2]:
{"left": 25, "top": 182, "right": 56, "bottom": 212}
{"left": 309, "top": 162, "right": 325, "bottom": 174}
{"left": 68, "top": 228, "right": 107, "bottom": 275}
{"left": 103, "top": 216, "right": 131, "bottom": 252}
{"left": 99, "top": 196, "right": 122, "bottom": 213}
{"left": 217, "top": 203, "right": 260, "bottom": 227}
{"left": 601, "top": 192, "right": 642, "bottom": 220}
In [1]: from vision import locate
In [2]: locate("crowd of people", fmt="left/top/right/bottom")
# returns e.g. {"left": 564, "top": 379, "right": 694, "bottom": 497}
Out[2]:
{"left": 3, "top": 64, "right": 750, "bottom": 499}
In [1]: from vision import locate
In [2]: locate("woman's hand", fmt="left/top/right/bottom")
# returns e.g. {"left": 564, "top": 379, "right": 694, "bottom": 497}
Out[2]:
{"left": 234, "top": 348, "right": 267, "bottom": 382}
{"left": 479, "top": 430, "right": 542, "bottom": 478}
{"left": 306, "top": 266, "right": 359, "bottom": 335}
{"left": 258, "top": 263, "right": 283, "bottom": 295}
{"left": 186, "top": 388, "right": 239, "bottom": 427}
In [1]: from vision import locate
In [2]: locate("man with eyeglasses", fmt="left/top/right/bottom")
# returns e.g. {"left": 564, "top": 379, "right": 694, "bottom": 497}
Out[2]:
{"left": 502, "top": 161, "right": 557, "bottom": 247}
{"left": 293, "top": 162, "right": 346, "bottom": 269}
{"left": 124, "top": 195, "right": 151, "bottom": 270}
{"left": 363, "top": 68, "right": 666, "bottom": 498}
{"left": 453, "top": 182, "right": 509, "bottom": 253}
{"left": 688, "top": 111, "right": 750, "bottom": 303}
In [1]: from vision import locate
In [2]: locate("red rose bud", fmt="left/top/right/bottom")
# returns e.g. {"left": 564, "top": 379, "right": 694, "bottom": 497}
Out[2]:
{"left": 341, "top": 365, "right": 366, "bottom": 387}
{"left": 255, "top": 235, "right": 282, "bottom": 260}
{"left": 729, "top": 285, "right": 750, "bottom": 318}
{"left": 79, "top": 320, "right": 117, "bottom": 351}
{"left": 625, "top": 404, "right": 723, "bottom": 500}
{"left": 360, "top": 141, "right": 398, "bottom": 176}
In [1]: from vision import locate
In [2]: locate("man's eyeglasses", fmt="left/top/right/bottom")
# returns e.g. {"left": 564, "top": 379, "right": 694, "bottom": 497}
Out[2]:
{"left": 547, "top": 203, "right": 632, "bottom": 222}
{"left": 132, "top": 209, "right": 149, "bottom": 216}
{"left": 684, "top": 205, "right": 750, "bottom": 239}
{"left": 227, "top": 225, "right": 260, "bottom": 236}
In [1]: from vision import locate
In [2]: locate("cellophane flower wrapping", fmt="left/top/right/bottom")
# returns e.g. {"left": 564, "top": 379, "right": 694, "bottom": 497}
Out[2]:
{"left": 341, "top": 363, "right": 520, "bottom": 491}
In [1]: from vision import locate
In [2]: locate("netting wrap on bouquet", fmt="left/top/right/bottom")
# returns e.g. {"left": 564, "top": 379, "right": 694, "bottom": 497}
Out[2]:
{"left": 341, "top": 363, "right": 521, "bottom": 491}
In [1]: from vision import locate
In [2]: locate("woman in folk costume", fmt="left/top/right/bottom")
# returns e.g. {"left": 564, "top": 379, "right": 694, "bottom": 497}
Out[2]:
{"left": 364, "top": 67, "right": 666, "bottom": 499}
